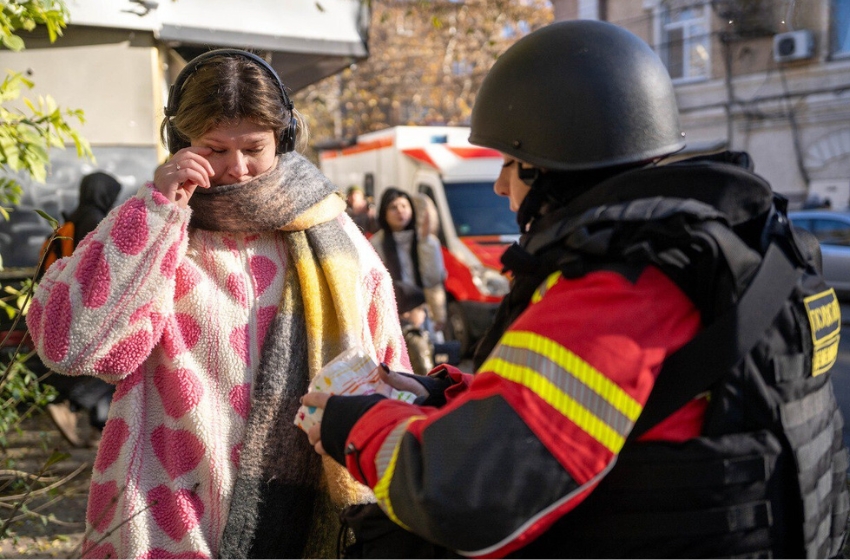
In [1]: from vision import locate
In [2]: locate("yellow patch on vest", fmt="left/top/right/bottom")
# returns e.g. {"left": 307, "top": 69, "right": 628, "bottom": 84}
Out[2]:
{"left": 531, "top": 271, "right": 562, "bottom": 304}
{"left": 804, "top": 288, "right": 841, "bottom": 376}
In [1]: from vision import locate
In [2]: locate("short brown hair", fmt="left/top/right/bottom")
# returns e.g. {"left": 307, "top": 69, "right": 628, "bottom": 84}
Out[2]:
{"left": 160, "top": 53, "right": 304, "bottom": 152}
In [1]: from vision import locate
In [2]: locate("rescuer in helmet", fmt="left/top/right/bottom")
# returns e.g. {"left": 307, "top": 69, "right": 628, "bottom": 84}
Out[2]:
{"left": 302, "top": 20, "right": 848, "bottom": 558}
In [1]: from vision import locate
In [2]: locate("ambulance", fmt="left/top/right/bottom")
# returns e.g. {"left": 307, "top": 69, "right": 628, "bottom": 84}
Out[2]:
{"left": 317, "top": 126, "right": 518, "bottom": 355}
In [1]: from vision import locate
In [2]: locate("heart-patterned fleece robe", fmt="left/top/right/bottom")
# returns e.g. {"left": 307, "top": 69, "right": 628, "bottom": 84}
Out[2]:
{"left": 27, "top": 181, "right": 410, "bottom": 559}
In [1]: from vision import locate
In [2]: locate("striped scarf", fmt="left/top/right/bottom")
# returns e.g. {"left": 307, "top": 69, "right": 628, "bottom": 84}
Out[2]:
{"left": 190, "top": 153, "right": 374, "bottom": 558}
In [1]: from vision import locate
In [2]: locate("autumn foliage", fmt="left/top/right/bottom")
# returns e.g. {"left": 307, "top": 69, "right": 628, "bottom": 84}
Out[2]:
{"left": 294, "top": 0, "right": 554, "bottom": 154}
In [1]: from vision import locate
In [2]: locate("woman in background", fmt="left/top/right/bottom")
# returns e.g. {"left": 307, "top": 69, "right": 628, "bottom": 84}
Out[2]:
{"left": 370, "top": 188, "right": 446, "bottom": 374}
{"left": 411, "top": 193, "right": 447, "bottom": 333}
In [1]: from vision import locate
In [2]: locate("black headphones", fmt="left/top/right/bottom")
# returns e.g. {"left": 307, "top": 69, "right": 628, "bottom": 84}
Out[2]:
{"left": 163, "top": 49, "right": 298, "bottom": 155}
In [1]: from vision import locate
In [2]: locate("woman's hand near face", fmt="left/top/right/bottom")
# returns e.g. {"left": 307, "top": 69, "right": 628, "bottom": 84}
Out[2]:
{"left": 153, "top": 147, "right": 216, "bottom": 208}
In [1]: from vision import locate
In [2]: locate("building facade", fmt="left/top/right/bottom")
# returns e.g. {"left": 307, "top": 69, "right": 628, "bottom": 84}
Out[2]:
{"left": 552, "top": 0, "right": 850, "bottom": 209}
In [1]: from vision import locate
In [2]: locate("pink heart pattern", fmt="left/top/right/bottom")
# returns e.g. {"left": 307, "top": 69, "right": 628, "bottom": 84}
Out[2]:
{"left": 75, "top": 241, "right": 111, "bottom": 309}
{"left": 175, "top": 262, "right": 202, "bottom": 301}
{"left": 225, "top": 273, "right": 248, "bottom": 307}
{"left": 147, "top": 485, "right": 205, "bottom": 542}
{"left": 222, "top": 237, "right": 238, "bottom": 252}
{"left": 141, "top": 548, "right": 209, "bottom": 559}
{"left": 112, "top": 366, "right": 144, "bottom": 402}
{"left": 160, "top": 241, "right": 180, "bottom": 278}
{"left": 153, "top": 366, "right": 203, "bottom": 418}
{"left": 228, "top": 383, "right": 251, "bottom": 420}
{"left": 43, "top": 282, "right": 72, "bottom": 363}
{"left": 112, "top": 198, "right": 148, "bottom": 255}
{"left": 129, "top": 302, "right": 154, "bottom": 325}
{"left": 87, "top": 480, "right": 119, "bottom": 532}
{"left": 26, "top": 298, "right": 42, "bottom": 347}
{"left": 94, "top": 418, "right": 130, "bottom": 473}
{"left": 94, "top": 329, "right": 153, "bottom": 375}
{"left": 249, "top": 255, "right": 278, "bottom": 296}
{"left": 151, "top": 426, "right": 206, "bottom": 479}
{"left": 160, "top": 313, "right": 202, "bottom": 360}
{"left": 229, "top": 324, "right": 249, "bottom": 365}
{"left": 82, "top": 540, "right": 116, "bottom": 559}
{"left": 256, "top": 306, "right": 278, "bottom": 351}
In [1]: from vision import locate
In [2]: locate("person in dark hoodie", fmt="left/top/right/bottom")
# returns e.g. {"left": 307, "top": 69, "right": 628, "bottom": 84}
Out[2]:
{"left": 44, "top": 171, "right": 122, "bottom": 447}
{"left": 66, "top": 171, "right": 123, "bottom": 245}
{"left": 39, "top": 171, "right": 123, "bottom": 273}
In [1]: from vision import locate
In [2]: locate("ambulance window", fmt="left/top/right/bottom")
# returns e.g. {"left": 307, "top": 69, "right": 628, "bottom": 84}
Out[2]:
{"left": 443, "top": 181, "right": 516, "bottom": 236}
{"left": 418, "top": 184, "right": 436, "bottom": 202}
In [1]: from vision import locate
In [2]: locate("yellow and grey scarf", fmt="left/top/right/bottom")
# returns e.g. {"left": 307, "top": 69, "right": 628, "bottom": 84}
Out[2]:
{"left": 191, "top": 153, "right": 373, "bottom": 558}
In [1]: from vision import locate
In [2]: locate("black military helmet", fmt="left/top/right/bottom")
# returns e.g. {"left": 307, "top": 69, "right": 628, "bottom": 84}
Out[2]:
{"left": 469, "top": 20, "right": 685, "bottom": 171}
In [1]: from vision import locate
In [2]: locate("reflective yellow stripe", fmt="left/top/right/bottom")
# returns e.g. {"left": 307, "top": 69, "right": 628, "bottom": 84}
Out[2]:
{"left": 482, "top": 330, "right": 643, "bottom": 453}
{"left": 531, "top": 271, "right": 562, "bottom": 304}
{"left": 487, "top": 344, "right": 635, "bottom": 438}
{"left": 372, "top": 416, "right": 424, "bottom": 530}
{"left": 501, "top": 331, "right": 642, "bottom": 420}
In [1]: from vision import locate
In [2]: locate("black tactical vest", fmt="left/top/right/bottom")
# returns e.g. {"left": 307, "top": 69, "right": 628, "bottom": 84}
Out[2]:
{"left": 480, "top": 153, "right": 850, "bottom": 558}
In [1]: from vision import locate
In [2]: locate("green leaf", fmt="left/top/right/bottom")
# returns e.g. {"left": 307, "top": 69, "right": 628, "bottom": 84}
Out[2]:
{"left": 28, "top": 163, "right": 46, "bottom": 182}
{"left": 34, "top": 208, "right": 58, "bottom": 227}
{"left": 43, "top": 450, "right": 70, "bottom": 468}
{"left": 0, "top": 301, "right": 13, "bottom": 321}
{"left": 1, "top": 33, "right": 25, "bottom": 52}
{"left": 30, "top": 140, "right": 49, "bottom": 158}
{"left": 0, "top": 177, "right": 22, "bottom": 207}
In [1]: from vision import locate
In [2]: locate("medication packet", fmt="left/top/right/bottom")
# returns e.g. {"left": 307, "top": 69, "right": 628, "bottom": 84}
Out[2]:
{"left": 294, "top": 346, "right": 416, "bottom": 433}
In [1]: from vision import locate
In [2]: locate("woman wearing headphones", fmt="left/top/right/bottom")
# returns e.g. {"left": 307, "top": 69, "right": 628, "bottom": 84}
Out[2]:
{"left": 27, "top": 50, "right": 409, "bottom": 559}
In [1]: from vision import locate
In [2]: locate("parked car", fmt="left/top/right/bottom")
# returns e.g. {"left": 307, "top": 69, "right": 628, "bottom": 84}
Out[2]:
{"left": 788, "top": 210, "right": 850, "bottom": 298}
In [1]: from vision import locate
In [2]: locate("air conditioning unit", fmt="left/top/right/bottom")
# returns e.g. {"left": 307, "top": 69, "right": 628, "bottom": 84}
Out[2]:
{"left": 773, "top": 30, "right": 815, "bottom": 63}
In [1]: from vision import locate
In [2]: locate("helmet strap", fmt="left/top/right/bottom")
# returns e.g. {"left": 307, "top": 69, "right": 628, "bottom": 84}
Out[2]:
{"left": 518, "top": 166, "right": 540, "bottom": 186}
{"left": 517, "top": 167, "right": 624, "bottom": 232}
{"left": 516, "top": 174, "right": 549, "bottom": 231}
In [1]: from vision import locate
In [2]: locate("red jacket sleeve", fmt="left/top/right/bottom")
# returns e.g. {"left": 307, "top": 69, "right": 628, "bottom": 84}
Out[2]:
{"left": 338, "top": 266, "right": 703, "bottom": 557}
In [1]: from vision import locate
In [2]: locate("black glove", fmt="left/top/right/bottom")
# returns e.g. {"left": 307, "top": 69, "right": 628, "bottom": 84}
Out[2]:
{"left": 395, "top": 369, "right": 453, "bottom": 408}
{"left": 321, "top": 393, "right": 386, "bottom": 466}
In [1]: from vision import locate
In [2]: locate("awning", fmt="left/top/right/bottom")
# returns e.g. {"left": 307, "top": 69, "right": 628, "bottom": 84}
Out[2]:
{"left": 66, "top": 0, "right": 369, "bottom": 91}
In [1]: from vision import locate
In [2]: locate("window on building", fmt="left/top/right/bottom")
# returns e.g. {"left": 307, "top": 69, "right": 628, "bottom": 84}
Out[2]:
{"left": 833, "top": 0, "right": 850, "bottom": 56}
{"left": 395, "top": 12, "right": 414, "bottom": 37}
{"left": 659, "top": 0, "right": 710, "bottom": 82}
{"left": 451, "top": 60, "right": 474, "bottom": 76}
{"left": 501, "top": 23, "right": 517, "bottom": 39}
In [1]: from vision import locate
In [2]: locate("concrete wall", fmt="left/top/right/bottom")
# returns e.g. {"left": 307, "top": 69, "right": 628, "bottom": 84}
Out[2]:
{"left": 0, "top": 26, "right": 163, "bottom": 148}
{"left": 0, "top": 26, "right": 164, "bottom": 236}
